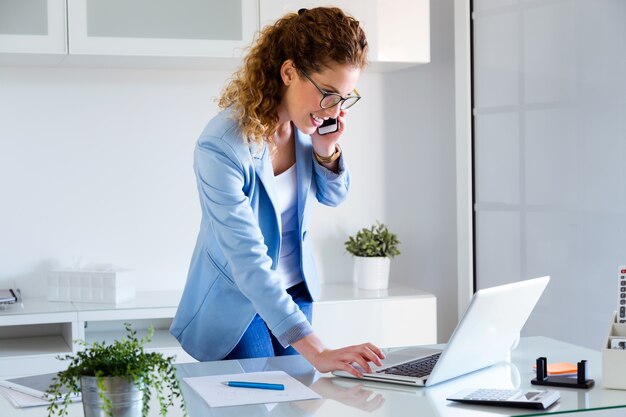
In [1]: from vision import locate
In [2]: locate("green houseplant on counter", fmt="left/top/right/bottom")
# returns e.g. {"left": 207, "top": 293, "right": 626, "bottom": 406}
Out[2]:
{"left": 46, "top": 323, "right": 186, "bottom": 417}
{"left": 345, "top": 222, "right": 401, "bottom": 290}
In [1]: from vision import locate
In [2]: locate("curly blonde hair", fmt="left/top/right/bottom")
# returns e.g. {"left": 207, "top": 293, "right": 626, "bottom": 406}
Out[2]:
{"left": 218, "top": 7, "right": 368, "bottom": 146}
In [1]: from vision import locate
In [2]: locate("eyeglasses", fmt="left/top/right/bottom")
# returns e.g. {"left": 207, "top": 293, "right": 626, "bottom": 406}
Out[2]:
{"left": 300, "top": 70, "right": 361, "bottom": 110}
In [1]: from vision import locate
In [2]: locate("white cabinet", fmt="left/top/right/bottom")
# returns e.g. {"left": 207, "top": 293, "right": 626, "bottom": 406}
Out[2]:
{"left": 67, "top": 0, "right": 258, "bottom": 58}
{"left": 73, "top": 291, "right": 197, "bottom": 365}
{"left": 259, "top": 0, "right": 431, "bottom": 71}
{"left": 0, "top": 284, "right": 436, "bottom": 378}
{"left": 0, "top": 292, "right": 192, "bottom": 379}
{"left": 0, "top": 0, "right": 258, "bottom": 68}
{"left": 0, "top": 299, "right": 78, "bottom": 378}
{"left": 0, "top": 0, "right": 66, "bottom": 65}
{"left": 0, "top": 0, "right": 66, "bottom": 53}
{"left": 0, "top": 1, "right": 428, "bottom": 70}
{"left": 313, "top": 283, "right": 436, "bottom": 349}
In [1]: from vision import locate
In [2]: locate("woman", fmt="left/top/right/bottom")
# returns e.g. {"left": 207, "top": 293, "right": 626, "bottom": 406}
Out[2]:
{"left": 171, "top": 7, "right": 384, "bottom": 377}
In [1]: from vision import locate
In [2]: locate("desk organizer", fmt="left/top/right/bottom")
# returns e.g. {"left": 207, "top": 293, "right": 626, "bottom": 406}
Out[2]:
{"left": 47, "top": 269, "right": 136, "bottom": 304}
{"left": 602, "top": 312, "right": 626, "bottom": 390}
{"left": 531, "top": 357, "right": 594, "bottom": 388}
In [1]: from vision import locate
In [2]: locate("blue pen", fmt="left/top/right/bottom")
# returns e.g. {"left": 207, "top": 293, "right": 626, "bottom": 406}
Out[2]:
{"left": 222, "top": 381, "right": 285, "bottom": 390}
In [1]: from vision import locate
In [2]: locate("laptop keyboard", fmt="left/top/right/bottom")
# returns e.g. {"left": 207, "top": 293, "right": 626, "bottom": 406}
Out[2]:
{"left": 377, "top": 352, "right": 442, "bottom": 378}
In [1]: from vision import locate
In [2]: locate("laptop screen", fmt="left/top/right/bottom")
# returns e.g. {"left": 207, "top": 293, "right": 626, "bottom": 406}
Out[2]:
{"left": 426, "top": 276, "right": 550, "bottom": 385}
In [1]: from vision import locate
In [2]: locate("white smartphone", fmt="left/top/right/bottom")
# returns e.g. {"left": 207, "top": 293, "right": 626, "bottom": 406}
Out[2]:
{"left": 317, "top": 118, "right": 339, "bottom": 135}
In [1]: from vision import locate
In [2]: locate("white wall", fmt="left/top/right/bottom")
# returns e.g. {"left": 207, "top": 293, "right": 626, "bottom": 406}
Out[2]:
{"left": 0, "top": 66, "right": 386, "bottom": 296}
{"left": 0, "top": 0, "right": 459, "bottom": 343}
{"left": 383, "top": 0, "right": 458, "bottom": 342}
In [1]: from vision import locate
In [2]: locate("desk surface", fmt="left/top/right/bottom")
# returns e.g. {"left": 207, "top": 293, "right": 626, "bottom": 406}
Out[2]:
{"left": 1, "top": 336, "right": 625, "bottom": 417}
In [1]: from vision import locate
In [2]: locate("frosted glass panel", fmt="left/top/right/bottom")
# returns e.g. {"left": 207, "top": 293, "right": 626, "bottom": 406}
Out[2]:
{"left": 473, "top": 11, "right": 519, "bottom": 108}
{"left": 86, "top": 0, "right": 242, "bottom": 40}
{"left": 474, "top": 0, "right": 517, "bottom": 12}
{"left": 475, "top": 211, "right": 521, "bottom": 289}
{"left": 525, "top": 212, "right": 578, "bottom": 282}
{"left": 579, "top": 107, "right": 626, "bottom": 213}
{"left": 0, "top": 0, "right": 47, "bottom": 35}
{"left": 576, "top": 1, "right": 626, "bottom": 104}
{"left": 523, "top": 2, "right": 577, "bottom": 104}
{"left": 524, "top": 108, "right": 578, "bottom": 207}
{"left": 474, "top": 112, "right": 520, "bottom": 205}
{"left": 473, "top": 0, "right": 626, "bottom": 349}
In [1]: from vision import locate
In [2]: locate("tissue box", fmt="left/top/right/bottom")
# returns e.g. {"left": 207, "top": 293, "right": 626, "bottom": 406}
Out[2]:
{"left": 47, "top": 269, "right": 136, "bottom": 304}
{"left": 602, "top": 312, "right": 626, "bottom": 390}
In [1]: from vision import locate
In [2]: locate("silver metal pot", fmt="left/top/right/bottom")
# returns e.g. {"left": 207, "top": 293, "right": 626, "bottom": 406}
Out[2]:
{"left": 80, "top": 376, "right": 144, "bottom": 417}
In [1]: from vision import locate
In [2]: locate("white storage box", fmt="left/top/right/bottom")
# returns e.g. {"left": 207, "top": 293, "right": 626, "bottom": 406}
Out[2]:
{"left": 602, "top": 312, "right": 626, "bottom": 390}
{"left": 47, "top": 269, "right": 136, "bottom": 304}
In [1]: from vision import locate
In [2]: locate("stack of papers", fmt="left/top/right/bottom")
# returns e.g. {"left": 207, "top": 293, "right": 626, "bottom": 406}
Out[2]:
{"left": 183, "top": 371, "right": 320, "bottom": 408}
{"left": 0, "top": 386, "right": 54, "bottom": 408}
{"left": 0, "top": 373, "right": 81, "bottom": 409}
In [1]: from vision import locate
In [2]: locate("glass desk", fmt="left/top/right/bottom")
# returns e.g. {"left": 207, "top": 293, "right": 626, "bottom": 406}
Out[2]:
{"left": 1, "top": 337, "right": 625, "bottom": 416}
{"left": 174, "top": 336, "right": 626, "bottom": 417}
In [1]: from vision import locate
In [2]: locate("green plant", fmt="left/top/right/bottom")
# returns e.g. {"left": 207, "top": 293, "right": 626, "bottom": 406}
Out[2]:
{"left": 344, "top": 222, "right": 401, "bottom": 258}
{"left": 46, "top": 323, "right": 186, "bottom": 417}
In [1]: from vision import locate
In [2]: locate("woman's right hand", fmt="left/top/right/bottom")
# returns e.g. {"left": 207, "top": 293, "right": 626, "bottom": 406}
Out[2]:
{"left": 292, "top": 333, "right": 385, "bottom": 378}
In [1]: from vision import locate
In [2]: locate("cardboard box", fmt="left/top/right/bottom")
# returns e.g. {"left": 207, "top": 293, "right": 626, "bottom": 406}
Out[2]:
{"left": 47, "top": 269, "right": 135, "bottom": 304}
{"left": 602, "top": 312, "right": 626, "bottom": 390}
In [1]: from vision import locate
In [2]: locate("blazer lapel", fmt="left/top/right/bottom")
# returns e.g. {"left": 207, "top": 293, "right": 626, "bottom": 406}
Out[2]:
{"left": 294, "top": 129, "right": 312, "bottom": 231}
{"left": 252, "top": 144, "right": 281, "bottom": 236}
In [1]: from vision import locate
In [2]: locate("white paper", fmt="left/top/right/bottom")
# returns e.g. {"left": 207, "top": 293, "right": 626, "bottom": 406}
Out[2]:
{"left": 183, "top": 371, "right": 321, "bottom": 408}
{"left": 0, "top": 373, "right": 80, "bottom": 401}
{"left": 0, "top": 386, "right": 81, "bottom": 409}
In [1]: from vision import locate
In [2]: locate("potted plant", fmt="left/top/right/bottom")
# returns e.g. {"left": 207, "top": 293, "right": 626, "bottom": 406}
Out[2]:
{"left": 344, "top": 222, "right": 401, "bottom": 290}
{"left": 46, "top": 323, "right": 187, "bottom": 417}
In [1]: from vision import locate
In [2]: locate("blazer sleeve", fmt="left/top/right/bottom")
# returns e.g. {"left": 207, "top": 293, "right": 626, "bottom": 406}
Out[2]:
{"left": 194, "top": 136, "right": 312, "bottom": 345}
{"left": 312, "top": 153, "right": 351, "bottom": 206}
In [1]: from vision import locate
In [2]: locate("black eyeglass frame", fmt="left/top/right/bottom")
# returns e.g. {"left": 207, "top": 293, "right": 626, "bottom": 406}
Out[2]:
{"left": 299, "top": 70, "right": 362, "bottom": 110}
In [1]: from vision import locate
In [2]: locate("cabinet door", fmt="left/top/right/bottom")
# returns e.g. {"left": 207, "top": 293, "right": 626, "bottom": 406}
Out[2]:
{"left": 67, "top": 0, "right": 258, "bottom": 57}
{"left": 259, "top": 0, "right": 430, "bottom": 66}
{"left": 313, "top": 297, "right": 437, "bottom": 349}
{"left": 0, "top": 0, "right": 66, "bottom": 53}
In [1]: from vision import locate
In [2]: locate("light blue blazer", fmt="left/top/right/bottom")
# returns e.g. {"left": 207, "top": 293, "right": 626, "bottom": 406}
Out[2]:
{"left": 170, "top": 109, "right": 350, "bottom": 361}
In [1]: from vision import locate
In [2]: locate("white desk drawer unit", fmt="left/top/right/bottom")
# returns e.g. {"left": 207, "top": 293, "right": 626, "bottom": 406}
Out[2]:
{"left": 0, "top": 284, "right": 436, "bottom": 378}
{"left": 313, "top": 283, "right": 437, "bottom": 349}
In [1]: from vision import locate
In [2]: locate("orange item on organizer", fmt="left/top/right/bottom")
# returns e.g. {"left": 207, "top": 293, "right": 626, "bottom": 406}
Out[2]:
{"left": 532, "top": 362, "right": 578, "bottom": 375}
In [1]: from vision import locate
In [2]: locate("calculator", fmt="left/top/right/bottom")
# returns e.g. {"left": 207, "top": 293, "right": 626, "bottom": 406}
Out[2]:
{"left": 447, "top": 388, "right": 560, "bottom": 409}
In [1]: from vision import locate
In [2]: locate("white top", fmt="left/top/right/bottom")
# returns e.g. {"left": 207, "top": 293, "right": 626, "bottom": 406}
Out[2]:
{"left": 273, "top": 164, "right": 303, "bottom": 289}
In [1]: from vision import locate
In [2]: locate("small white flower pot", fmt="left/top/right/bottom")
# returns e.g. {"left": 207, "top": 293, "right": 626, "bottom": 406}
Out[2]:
{"left": 353, "top": 256, "right": 391, "bottom": 290}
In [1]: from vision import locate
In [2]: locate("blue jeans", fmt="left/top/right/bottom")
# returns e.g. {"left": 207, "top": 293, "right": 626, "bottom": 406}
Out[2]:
{"left": 224, "top": 281, "right": 312, "bottom": 360}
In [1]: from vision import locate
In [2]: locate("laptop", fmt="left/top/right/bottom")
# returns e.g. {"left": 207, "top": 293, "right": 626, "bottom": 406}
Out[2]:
{"left": 333, "top": 276, "right": 550, "bottom": 387}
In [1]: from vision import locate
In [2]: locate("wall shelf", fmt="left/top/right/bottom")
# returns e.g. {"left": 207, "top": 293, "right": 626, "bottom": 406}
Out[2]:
{"left": 0, "top": 284, "right": 435, "bottom": 378}
{"left": 0, "top": 335, "right": 71, "bottom": 358}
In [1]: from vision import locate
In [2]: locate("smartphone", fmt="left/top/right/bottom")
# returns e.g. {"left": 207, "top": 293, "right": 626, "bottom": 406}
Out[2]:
{"left": 317, "top": 118, "right": 339, "bottom": 135}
